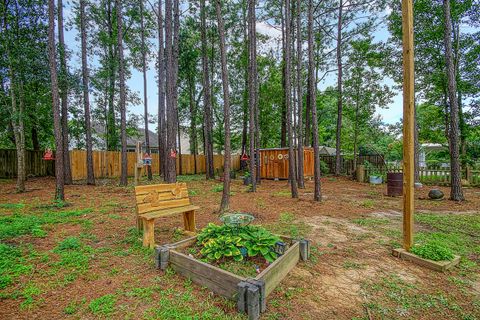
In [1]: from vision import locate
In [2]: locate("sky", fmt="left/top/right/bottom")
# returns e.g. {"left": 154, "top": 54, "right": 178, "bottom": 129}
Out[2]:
{"left": 63, "top": 4, "right": 404, "bottom": 129}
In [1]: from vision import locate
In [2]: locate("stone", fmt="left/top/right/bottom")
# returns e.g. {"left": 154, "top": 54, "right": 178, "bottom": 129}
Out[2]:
{"left": 428, "top": 189, "right": 444, "bottom": 200}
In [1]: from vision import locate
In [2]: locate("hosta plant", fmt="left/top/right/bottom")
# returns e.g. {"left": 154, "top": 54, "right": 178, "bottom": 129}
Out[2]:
{"left": 197, "top": 223, "right": 281, "bottom": 263}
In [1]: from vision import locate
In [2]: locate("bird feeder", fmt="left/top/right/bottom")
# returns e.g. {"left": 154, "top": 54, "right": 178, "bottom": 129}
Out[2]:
{"left": 42, "top": 149, "right": 55, "bottom": 161}
{"left": 143, "top": 153, "right": 152, "bottom": 166}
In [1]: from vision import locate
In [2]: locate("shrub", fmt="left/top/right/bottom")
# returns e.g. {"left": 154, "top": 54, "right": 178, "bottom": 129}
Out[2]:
{"left": 409, "top": 240, "right": 454, "bottom": 261}
{"left": 320, "top": 161, "right": 330, "bottom": 174}
{"left": 197, "top": 223, "right": 281, "bottom": 263}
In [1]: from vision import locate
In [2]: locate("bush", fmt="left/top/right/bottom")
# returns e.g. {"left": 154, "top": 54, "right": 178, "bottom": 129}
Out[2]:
{"left": 197, "top": 223, "right": 281, "bottom": 263}
{"left": 320, "top": 161, "right": 330, "bottom": 174}
{"left": 409, "top": 240, "right": 454, "bottom": 261}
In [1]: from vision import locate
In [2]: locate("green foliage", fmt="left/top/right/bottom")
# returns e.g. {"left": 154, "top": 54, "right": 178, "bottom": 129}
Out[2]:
{"left": 89, "top": 294, "right": 117, "bottom": 315}
{"left": 0, "top": 244, "right": 32, "bottom": 289}
{"left": 320, "top": 161, "right": 330, "bottom": 174}
{"left": 0, "top": 208, "right": 92, "bottom": 240}
{"left": 53, "top": 237, "right": 93, "bottom": 272}
{"left": 410, "top": 241, "right": 455, "bottom": 262}
{"left": 197, "top": 223, "right": 281, "bottom": 263}
{"left": 211, "top": 184, "right": 224, "bottom": 192}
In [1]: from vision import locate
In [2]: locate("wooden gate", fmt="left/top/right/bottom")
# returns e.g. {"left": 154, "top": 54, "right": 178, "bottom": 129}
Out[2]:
{"left": 259, "top": 148, "right": 314, "bottom": 180}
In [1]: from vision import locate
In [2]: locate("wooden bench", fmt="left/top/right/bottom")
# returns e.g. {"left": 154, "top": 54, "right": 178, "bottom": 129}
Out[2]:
{"left": 134, "top": 183, "right": 198, "bottom": 248}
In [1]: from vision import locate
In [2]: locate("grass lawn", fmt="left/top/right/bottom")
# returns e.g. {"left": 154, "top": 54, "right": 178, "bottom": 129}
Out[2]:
{"left": 0, "top": 175, "right": 479, "bottom": 319}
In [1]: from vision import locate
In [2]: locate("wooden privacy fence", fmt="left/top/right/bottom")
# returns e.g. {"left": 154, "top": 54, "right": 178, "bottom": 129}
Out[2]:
{"left": 0, "top": 149, "right": 54, "bottom": 179}
{"left": 363, "top": 166, "right": 480, "bottom": 186}
{"left": 0, "top": 149, "right": 239, "bottom": 180}
{"left": 70, "top": 150, "right": 240, "bottom": 180}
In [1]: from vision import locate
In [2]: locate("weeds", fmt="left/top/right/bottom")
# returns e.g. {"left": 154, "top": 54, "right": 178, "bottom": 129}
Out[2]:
{"left": 89, "top": 294, "right": 117, "bottom": 315}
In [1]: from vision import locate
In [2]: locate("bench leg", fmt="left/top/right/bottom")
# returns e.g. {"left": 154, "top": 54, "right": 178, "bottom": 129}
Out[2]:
{"left": 136, "top": 215, "right": 143, "bottom": 230}
{"left": 142, "top": 219, "right": 155, "bottom": 248}
{"left": 183, "top": 210, "right": 195, "bottom": 232}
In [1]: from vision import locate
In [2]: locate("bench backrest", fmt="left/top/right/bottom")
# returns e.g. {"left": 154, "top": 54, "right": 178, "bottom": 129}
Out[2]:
{"left": 134, "top": 183, "right": 191, "bottom": 215}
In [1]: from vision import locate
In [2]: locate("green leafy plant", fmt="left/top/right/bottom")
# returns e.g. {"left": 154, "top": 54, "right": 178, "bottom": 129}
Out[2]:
{"left": 409, "top": 240, "right": 455, "bottom": 261}
{"left": 197, "top": 223, "right": 281, "bottom": 263}
{"left": 211, "top": 184, "right": 224, "bottom": 192}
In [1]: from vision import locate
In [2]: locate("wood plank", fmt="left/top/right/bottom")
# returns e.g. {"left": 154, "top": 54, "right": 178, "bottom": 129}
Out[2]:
{"left": 135, "top": 189, "right": 189, "bottom": 203}
{"left": 169, "top": 250, "right": 245, "bottom": 299}
{"left": 392, "top": 248, "right": 460, "bottom": 272}
{"left": 137, "top": 198, "right": 192, "bottom": 214}
{"left": 139, "top": 205, "right": 199, "bottom": 220}
{"left": 167, "top": 236, "right": 198, "bottom": 249}
{"left": 135, "top": 183, "right": 188, "bottom": 195}
{"left": 256, "top": 242, "right": 300, "bottom": 297}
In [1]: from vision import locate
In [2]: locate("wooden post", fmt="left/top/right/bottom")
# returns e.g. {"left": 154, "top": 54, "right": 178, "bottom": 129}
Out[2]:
{"left": 134, "top": 141, "right": 143, "bottom": 186}
{"left": 402, "top": 0, "right": 415, "bottom": 251}
{"left": 142, "top": 219, "right": 155, "bottom": 248}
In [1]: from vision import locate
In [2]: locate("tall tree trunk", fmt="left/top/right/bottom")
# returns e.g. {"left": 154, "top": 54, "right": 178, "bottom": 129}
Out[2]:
{"left": 443, "top": 0, "right": 464, "bottom": 201}
{"left": 296, "top": 0, "right": 304, "bottom": 188}
{"left": 335, "top": 0, "right": 343, "bottom": 176}
{"left": 48, "top": 0, "right": 65, "bottom": 200}
{"left": 216, "top": 0, "right": 231, "bottom": 212}
{"left": 177, "top": 118, "right": 182, "bottom": 175}
{"left": 308, "top": 0, "right": 321, "bottom": 201}
{"left": 164, "top": 0, "right": 177, "bottom": 183}
{"left": 305, "top": 74, "right": 311, "bottom": 147}
{"left": 414, "top": 103, "right": 420, "bottom": 183}
{"left": 248, "top": 0, "right": 257, "bottom": 191}
{"left": 3, "top": 10, "right": 26, "bottom": 193}
{"left": 241, "top": 2, "right": 248, "bottom": 159}
{"left": 58, "top": 0, "right": 72, "bottom": 184}
{"left": 353, "top": 93, "right": 359, "bottom": 173}
{"left": 106, "top": 1, "right": 117, "bottom": 151}
{"left": 116, "top": 0, "right": 128, "bottom": 186}
{"left": 280, "top": 1, "right": 287, "bottom": 148}
{"left": 200, "top": 0, "right": 215, "bottom": 179}
{"left": 157, "top": 0, "right": 166, "bottom": 177}
{"left": 285, "top": 0, "right": 298, "bottom": 198}
{"left": 188, "top": 76, "right": 198, "bottom": 174}
{"left": 140, "top": 0, "right": 152, "bottom": 180}
{"left": 80, "top": 0, "right": 95, "bottom": 185}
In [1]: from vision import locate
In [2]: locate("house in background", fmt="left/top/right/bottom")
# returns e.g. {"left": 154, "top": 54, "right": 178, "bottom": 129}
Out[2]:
{"left": 71, "top": 123, "right": 192, "bottom": 154}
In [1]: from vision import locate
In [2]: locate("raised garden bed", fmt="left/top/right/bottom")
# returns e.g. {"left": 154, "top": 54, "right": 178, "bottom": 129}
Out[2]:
{"left": 392, "top": 248, "right": 460, "bottom": 272}
{"left": 155, "top": 235, "right": 310, "bottom": 320}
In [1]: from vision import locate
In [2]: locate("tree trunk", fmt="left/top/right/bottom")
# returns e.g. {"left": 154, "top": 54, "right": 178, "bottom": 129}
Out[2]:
{"left": 443, "top": 0, "right": 464, "bottom": 201}
{"left": 335, "top": 0, "right": 343, "bottom": 176}
{"left": 106, "top": 1, "right": 117, "bottom": 151}
{"left": 285, "top": 0, "right": 298, "bottom": 198}
{"left": 177, "top": 118, "right": 182, "bottom": 175}
{"left": 188, "top": 75, "right": 198, "bottom": 174}
{"left": 58, "top": 0, "right": 72, "bottom": 184}
{"left": 48, "top": 0, "right": 65, "bottom": 200}
{"left": 116, "top": 0, "right": 128, "bottom": 186}
{"left": 3, "top": 11, "right": 26, "bottom": 193}
{"left": 215, "top": 0, "right": 231, "bottom": 213}
{"left": 157, "top": 0, "right": 166, "bottom": 177}
{"left": 308, "top": 0, "right": 321, "bottom": 201}
{"left": 248, "top": 0, "right": 257, "bottom": 191}
{"left": 140, "top": 0, "right": 152, "bottom": 180}
{"left": 296, "top": 0, "right": 304, "bottom": 188}
{"left": 305, "top": 74, "right": 311, "bottom": 147}
{"left": 280, "top": 1, "right": 287, "bottom": 148}
{"left": 353, "top": 95, "right": 359, "bottom": 173}
{"left": 80, "top": 0, "right": 95, "bottom": 185}
{"left": 200, "top": 0, "right": 215, "bottom": 179}
{"left": 164, "top": 0, "right": 177, "bottom": 183}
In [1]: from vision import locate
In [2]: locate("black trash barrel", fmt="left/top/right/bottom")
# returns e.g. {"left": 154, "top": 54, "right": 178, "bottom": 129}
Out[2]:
{"left": 387, "top": 172, "right": 403, "bottom": 197}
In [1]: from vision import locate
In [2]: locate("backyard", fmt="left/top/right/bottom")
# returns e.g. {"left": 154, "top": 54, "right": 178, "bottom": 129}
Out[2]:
{"left": 0, "top": 176, "right": 479, "bottom": 319}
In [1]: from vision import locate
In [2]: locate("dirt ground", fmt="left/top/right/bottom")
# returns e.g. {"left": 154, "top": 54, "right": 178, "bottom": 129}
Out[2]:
{"left": 0, "top": 175, "right": 479, "bottom": 320}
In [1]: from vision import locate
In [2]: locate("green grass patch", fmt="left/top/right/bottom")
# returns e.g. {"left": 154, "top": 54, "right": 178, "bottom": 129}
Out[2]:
{"left": 0, "top": 203, "right": 25, "bottom": 210}
{"left": 0, "top": 244, "right": 33, "bottom": 289}
{"left": 410, "top": 240, "right": 455, "bottom": 261}
{"left": 0, "top": 208, "right": 92, "bottom": 240}
{"left": 89, "top": 294, "right": 117, "bottom": 316}
{"left": 52, "top": 237, "right": 94, "bottom": 273}
{"left": 271, "top": 191, "right": 291, "bottom": 197}
{"left": 352, "top": 217, "right": 390, "bottom": 226}
{"left": 211, "top": 184, "right": 224, "bottom": 192}
{"left": 266, "top": 212, "right": 311, "bottom": 239}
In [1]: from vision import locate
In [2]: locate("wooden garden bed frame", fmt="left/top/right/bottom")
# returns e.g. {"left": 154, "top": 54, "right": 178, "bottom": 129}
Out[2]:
{"left": 155, "top": 235, "right": 310, "bottom": 320}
